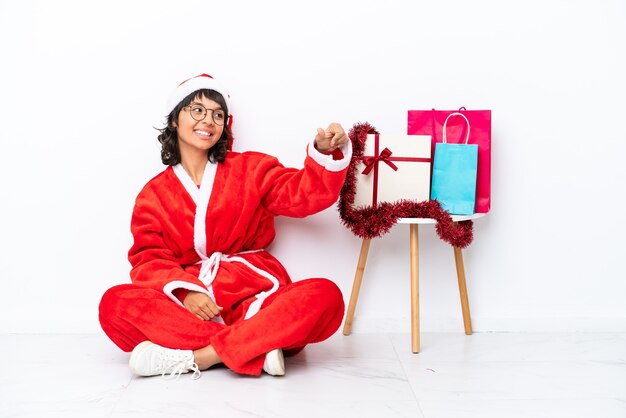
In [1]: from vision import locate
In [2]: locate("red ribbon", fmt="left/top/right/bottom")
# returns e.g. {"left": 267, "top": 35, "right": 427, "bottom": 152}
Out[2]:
{"left": 361, "top": 147, "right": 398, "bottom": 175}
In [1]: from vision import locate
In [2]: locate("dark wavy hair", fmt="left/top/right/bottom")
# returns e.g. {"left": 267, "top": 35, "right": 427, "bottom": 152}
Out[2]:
{"left": 157, "top": 89, "right": 233, "bottom": 165}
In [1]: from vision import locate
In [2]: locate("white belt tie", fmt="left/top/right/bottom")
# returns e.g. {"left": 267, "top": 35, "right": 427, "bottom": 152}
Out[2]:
{"left": 197, "top": 250, "right": 280, "bottom": 320}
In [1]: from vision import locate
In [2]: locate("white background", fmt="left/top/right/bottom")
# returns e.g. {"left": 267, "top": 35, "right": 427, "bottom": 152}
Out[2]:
{"left": 1, "top": 0, "right": 625, "bottom": 334}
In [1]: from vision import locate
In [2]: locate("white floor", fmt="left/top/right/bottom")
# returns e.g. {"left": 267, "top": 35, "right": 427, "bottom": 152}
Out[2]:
{"left": 1, "top": 332, "right": 625, "bottom": 418}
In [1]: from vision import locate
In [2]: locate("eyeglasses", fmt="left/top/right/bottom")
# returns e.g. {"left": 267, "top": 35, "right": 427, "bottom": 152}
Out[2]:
{"left": 184, "top": 104, "right": 228, "bottom": 126}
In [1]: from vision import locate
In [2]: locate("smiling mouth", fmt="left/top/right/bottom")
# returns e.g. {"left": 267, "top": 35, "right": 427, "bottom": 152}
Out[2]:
{"left": 194, "top": 130, "right": 213, "bottom": 139}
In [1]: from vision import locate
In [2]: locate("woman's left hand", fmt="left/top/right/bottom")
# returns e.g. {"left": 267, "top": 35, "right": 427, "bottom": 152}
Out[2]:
{"left": 314, "top": 122, "right": 349, "bottom": 154}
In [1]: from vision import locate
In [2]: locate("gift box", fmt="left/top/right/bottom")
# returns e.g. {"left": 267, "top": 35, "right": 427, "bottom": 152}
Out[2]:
{"left": 408, "top": 108, "right": 491, "bottom": 213}
{"left": 353, "top": 134, "right": 432, "bottom": 207}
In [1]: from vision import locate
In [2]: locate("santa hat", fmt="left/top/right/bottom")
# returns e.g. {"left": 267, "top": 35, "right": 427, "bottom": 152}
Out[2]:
{"left": 165, "top": 73, "right": 232, "bottom": 117}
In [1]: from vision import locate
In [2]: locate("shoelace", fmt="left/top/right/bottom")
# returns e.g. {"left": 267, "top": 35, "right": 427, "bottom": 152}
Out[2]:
{"left": 158, "top": 352, "right": 202, "bottom": 380}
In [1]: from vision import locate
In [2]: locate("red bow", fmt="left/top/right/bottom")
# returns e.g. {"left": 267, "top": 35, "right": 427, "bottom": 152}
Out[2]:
{"left": 361, "top": 148, "right": 398, "bottom": 175}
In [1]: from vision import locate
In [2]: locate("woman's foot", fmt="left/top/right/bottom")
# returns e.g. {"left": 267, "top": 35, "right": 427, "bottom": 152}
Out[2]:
{"left": 263, "top": 348, "right": 285, "bottom": 376}
{"left": 129, "top": 341, "right": 200, "bottom": 379}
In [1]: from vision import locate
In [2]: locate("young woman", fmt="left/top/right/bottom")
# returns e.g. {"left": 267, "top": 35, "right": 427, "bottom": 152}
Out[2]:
{"left": 99, "top": 74, "right": 352, "bottom": 378}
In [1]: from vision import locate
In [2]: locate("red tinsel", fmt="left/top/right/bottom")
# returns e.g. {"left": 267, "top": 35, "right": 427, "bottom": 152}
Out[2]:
{"left": 338, "top": 122, "right": 474, "bottom": 248}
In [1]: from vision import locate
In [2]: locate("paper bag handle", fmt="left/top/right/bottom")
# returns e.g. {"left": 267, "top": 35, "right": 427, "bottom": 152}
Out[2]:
{"left": 442, "top": 112, "right": 471, "bottom": 144}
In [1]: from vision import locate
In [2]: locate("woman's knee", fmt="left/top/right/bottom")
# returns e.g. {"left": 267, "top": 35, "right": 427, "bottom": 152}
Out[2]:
{"left": 98, "top": 284, "right": 134, "bottom": 323}
{"left": 306, "top": 278, "right": 345, "bottom": 311}
{"left": 304, "top": 279, "right": 345, "bottom": 338}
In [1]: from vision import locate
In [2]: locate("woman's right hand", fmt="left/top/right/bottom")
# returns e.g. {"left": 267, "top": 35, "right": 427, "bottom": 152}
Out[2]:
{"left": 183, "top": 291, "right": 223, "bottom": 321}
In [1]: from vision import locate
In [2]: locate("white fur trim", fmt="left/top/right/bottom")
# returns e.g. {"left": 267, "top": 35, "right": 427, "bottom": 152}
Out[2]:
{"left": 194, "top": 162, "right": 217, "bottom": 259}
{"left": 166, "top": 75, "right": 231, "bottom": 115}
{"left": 172, "top": 162, "right": 218, "bottom": 260}
{"left": 307, "top": 138, "right": 353, "bottom": 172}
{"left": 173, "top": 164, "right": 199, "bottom": 203}
{"left": 163, "top": 281, "right": 211, "bottom": 307}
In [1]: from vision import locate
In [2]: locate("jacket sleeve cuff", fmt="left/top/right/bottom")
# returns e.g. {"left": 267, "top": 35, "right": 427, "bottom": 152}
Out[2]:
{"left": 163, "top": 281, "right": 210, "bottom": 307}
{"left": 307, "top": 138, "right": 353, "bottom": 172}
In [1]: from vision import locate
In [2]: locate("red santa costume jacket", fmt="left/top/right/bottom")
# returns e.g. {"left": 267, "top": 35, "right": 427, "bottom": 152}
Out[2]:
{"left": 99, "top": 140, "right": 351, "bottom": 375}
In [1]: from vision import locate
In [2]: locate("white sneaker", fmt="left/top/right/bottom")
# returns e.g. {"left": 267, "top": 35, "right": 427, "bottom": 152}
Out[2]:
{"left": 129, "top": 341, "right": 201, "bottom": 379}
{"left": 262, "top": 348, "right": 285, "bottom": 376}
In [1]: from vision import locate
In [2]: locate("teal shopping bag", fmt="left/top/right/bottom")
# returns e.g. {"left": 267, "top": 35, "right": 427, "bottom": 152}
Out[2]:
{"left": 430, "top": 113, "right": 478, "bottom": 215}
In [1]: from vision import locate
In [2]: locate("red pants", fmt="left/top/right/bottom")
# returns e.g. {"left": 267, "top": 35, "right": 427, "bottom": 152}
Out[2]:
{"left": 99, "top": 278, "right": 344, "bottom": 376}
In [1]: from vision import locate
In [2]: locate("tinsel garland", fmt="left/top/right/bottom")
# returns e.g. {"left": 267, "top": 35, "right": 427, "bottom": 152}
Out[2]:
{"left": 338, "top": 122, "right": 474, "bottom": 248}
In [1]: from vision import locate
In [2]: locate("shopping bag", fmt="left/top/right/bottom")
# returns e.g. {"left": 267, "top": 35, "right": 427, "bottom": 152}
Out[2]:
{"left": 430, "top": 112, "right": 478, "bottom": 215}
{"left": 408, "top": 108, "right": 491, "bottom": 213}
